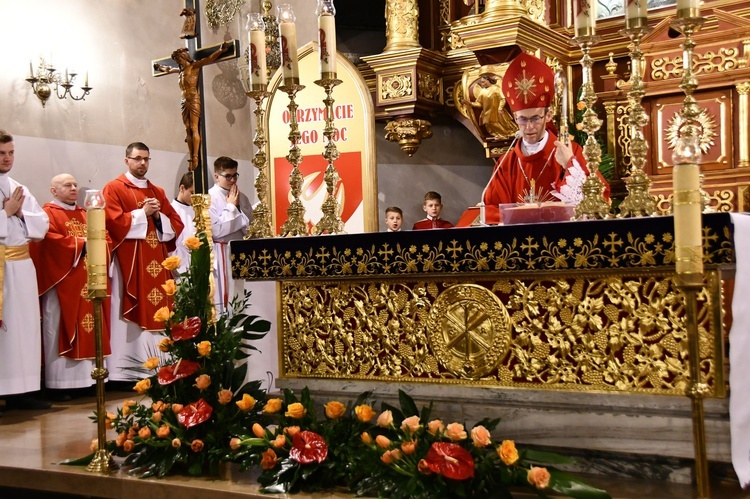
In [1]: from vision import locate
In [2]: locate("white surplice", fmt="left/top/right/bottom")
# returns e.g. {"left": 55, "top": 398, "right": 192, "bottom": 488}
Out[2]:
{"left": 208, "top": 184, "right": 251, "bottom": 313}
{"left": 170, "top": 199, "right": 196, "bottom": 275}
{"left": 0, "top": 174, "right": 49, "bottom": 396}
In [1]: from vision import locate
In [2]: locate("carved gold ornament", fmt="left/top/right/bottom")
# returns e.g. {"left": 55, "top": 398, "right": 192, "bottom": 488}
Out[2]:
{"left": 651, "top": 47, "right": 741, "bottom": 81}
{"left": 666, "top": 109, "right": 717, "bottom": 155}
{"left": 384, "top": 118, "right": 433, "bottom": 157}
{"left": 381, "top": 73, "right": 413, "bottom": 101}
{"left": 205, "top": 0, "right": 245, "bottom": 30}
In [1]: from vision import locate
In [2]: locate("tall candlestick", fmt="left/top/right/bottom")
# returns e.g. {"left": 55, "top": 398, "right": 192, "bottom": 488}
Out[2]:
{"left": 277, "top": 4, "right": 299, "bottom": 85}
{"left": 246, "top": 13, "right": 268, "bottom": 88}
{"left": 624, "top": 0, "right": 648, "bottom": 29}
{"left": 574, "top": 0, "right": 596, "bottom": 37}
{"left": 317, "top": 0, "right": 337, "bottom": 78}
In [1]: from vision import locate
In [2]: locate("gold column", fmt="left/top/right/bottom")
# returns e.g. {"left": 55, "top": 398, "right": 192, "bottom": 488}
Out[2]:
{"left": 604, "top": 102, "right": 617, "bottom": 169}
{"left": 481, "top": 0, "right": 527, "bottom": 20}
{"left": 384, "top": 0, "right": 420, "bottom": 51}
{"left": 245, "top": 90, "right": 274, "bottom": 239}
{"left": 737, "top": 82, "right": 750, "bottom": 168}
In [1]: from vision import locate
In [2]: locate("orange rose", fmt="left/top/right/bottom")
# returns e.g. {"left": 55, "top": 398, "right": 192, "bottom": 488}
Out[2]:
{"left": 161, "top": 279, "right": 177, "bottom": 296}
{"left": 134, "top": 378, "right": 151, "bottom": 394}
{"left": 151, "top": 411, "right": 162, "bottom": 423}
{"left": 230, "top": 437, "right": 242, "bottom": 451}
{"left": 156, "top": 425, "right": 171, "bottom": 438}
{"left": 375, "top": 435, "right": 391, "bottom": 449}
{"left": 271, "top": 434, "right": 286, "bottom": 449}
{"left": 361, "top": 432, "right": 373, "bottom": 445}
{"left": 576, "top": 100, "right": 586, "bottom": 111}
{"left": 354, "top": 404, "right": 376, "bottom": 423}
{"left": 171, "top": 438, "right": 181, "bottom": 448}
{"left": 285, "top": 402, "right": 306, "bottom": 419}
{"left": 417, "top": 459, "right": 432, "bottom": 474}
{"left": 153, "top": 306, "right": 173, "bottom": 323}
{"left": 191, "top": 439, "right": 204, "bottom": 452}
{"left": 376, "top": 410, "right": 393, "bottom": 428}
{"left": 236, "top": 393, "right": 256, "bottom": 412}
{"left": 390, "top": 449, "right": 402, "bottom": 461}
{"left": 381, "top": 451, "right": 394, "bottom": 465}
{"left": 105, "top": 412, "right": 116, "bottom": 430}
{"left": 527, "top": 466, "right": 551, "bottom": 489}
{"left": 263, "top": 398, "right": 283, "bottom": 414}
{"left": 172, "top": 403, "right": 184, "bottom": 414}
{"left": 194, "top": 374, "right": 211, "bottom": 390}
{"left": 261, "top": 448, "right": 278, "bottom": 470}
{"left": 324, "top": 400, "right": 346, "bottom": 419}
{"left": 471, "top": 425, "right": 491, "bottom": 447}
{"left": 90, "top": 439, "right": 99, "bottom": 452}
{"left": 400, "top": 415, "right": 421, "bottom": 434}
{"left": 498, "top": 440, "right": 519, "bottom": 465}
{"left": 142, "top": 357, "right": 160, "bottom": 370}
{"left": 252, "top": 423, "right": 266, "bottom": 438}
{"left": 122, "top": 400, "right": 136, "bottom": 416}
{"left": 116, "top": 432, "right": 127, "bottom": 447}
{"left": 217, "top": 389, "right": 233, "bottom": 405}
{"left": 445, "top": 422, "right": 467, "bottom": 441}
{"left": 161, "top": 255, "right": 181, "bottom": 271}
{"left": 138, "top": 427, "right": 151, "bottom": 439}
{"left": 152, "top": 401, "right": 168, "bottom": 413}
{"left": 157, "top": 337, "right": 173, "bottom": 352}
{"left": 427, "top": 419, "right": 444, "bottom": 435}
{"left": 284, "top": 426, "right": 300, "bottom": 438}
{"left": 123, "top": 440, "right": 135, "bottom": 452}
{"left": 400, "top": 441, "right": 417, "bottom": 455}
{"left": 184, "top": 237, "right": 202, "bottom": 251}
{"left": 197, "top": 341, "right": 212, "bottom": 357}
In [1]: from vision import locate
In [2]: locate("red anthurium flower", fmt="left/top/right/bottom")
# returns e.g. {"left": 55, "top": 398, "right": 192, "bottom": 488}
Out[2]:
{"left": 289, "top": 430, "right": 328, "bottom": 464}
{"left": 424, "top": 442, "right": 475, "bottom": 480}
{"left": 177, "top": 398, "right": 214, "bottom": 428}
{"left": 170, "top": 316, "right": 202, "bottom": 341}
{"left": 157, "top": 359, "right": 200, "bottom": 385}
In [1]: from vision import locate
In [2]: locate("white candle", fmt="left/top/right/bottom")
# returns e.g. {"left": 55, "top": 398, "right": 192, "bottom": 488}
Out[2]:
{"left": 318, "top": 14, "right": 337, "bottom": 76}
{"left": 676, "top": 0, "right": 700, "bottom": 15}
{"left": 624, "top": 0, "right": 648, "bottom": 29}
{"left": 86, "top": 208, "right": 108, "bottom": 290}
{"left": 65, "top": 68, "right": 69, "bottom": 83}
{"left": 85, "top": 71, "right": 89, "bottom": 87}
{"left": 248, "top": 29, "right": 268, "bottom": 86}
{"left": 29, "top": 61, "right": 34, "bottom": 78}
{"left": 673, "top": 163, "right": 703, "bottom": 275}
{"left": 277, "top": 5, "right": 299, "bottom": 84}
{"left": 574, "top": 0, "right": 596, "bottom": 36}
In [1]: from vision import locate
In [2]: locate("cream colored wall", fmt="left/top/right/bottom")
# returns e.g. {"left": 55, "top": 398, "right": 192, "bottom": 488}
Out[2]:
{"left": 0, "top": 0, "right": 317, "bottom": 203}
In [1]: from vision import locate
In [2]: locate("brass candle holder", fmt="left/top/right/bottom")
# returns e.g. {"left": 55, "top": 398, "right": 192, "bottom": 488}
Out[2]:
{"left": 572, "top": 35, "right": 611, "bottom": 220}
{"left": 618, "top": 23, "right": 657, "bottom": 217}
{"left": 245, "top": 89, "right": 274, "bottom": 239}
{"left": 191, "top": 193, "right": 217, "bottom": 324}
{"left": 313, "top": 76, "right": 345, "bottom": 235}
{"left": 279, "top": 83, "right": 308, "bottom": 237}
{"left": 671, "top": 11, "right": 709, "bottom": 499}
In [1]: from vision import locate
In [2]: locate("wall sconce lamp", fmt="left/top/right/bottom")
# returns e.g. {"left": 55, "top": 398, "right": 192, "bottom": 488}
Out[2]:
{"left": 26, "top": 58, "right": 93, "bottom": 108}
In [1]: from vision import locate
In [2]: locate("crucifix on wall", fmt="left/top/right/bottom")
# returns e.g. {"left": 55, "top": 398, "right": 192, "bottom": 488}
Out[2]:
{"left": 152, "top": 0, "right": 241, "bottom": 194}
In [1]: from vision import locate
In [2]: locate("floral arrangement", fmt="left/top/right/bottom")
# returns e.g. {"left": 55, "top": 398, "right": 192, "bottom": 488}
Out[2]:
{"left": 226, "top": 388, "right": 611, "bottom": 498}
{"left": 64, "top": 232, "right": 271, "bottom": 477}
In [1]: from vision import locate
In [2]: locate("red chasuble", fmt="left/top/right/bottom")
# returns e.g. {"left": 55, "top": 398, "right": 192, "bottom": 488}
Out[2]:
{"left": 29, "top": 203, "right": 112, "bottom": 359}
{"left": 412, "top": 218, "right": 455, "bottom": 230}
{"left": 484, "top": 132, "right": 594, "bottom": 205}
{"left": 103, "top": 175, "right": 184, "bottom": 331}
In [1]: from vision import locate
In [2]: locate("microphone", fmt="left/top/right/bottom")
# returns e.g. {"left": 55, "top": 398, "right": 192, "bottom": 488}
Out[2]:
{"left": 479, "top": 131, "right": 521, "bottom": 225}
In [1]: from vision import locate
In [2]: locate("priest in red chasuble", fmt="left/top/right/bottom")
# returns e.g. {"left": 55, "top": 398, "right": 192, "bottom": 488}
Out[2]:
{"left": 482, "top": 53, "right": 609, "bottom": 206}
{"left": 103, "top": 142, "right": 184, "bottom": 381}
{"left": 30, "top": 174, "right": 112, "bottom": 395}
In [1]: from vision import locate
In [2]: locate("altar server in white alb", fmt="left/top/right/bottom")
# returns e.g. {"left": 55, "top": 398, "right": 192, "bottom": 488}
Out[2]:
{"left": 170, "top": 171, "right": 197, "bottom": 274}
{"left": 208, "top": 156, "right": 252, "bottom": 313}
{"left": 0, "top": 130, "right": 51, "bottom": 412}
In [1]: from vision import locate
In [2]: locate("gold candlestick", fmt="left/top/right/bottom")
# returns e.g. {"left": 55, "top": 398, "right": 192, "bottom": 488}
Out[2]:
{"left": 83, "top": 191, "right": 114, "bottom": 473}
{"left": 245, "top": 89, "right": 274, "bottom": 238}
{"left": 279, "top": 83, "right": 308, "bottom": 237}
{"left": 618, "top": 24, "right": 657, "bottom": 217}
{"left": 572, "top": 35, "right": 611, "bottom": 220}
{"left": 313, "top": 76, "right": 345, "bottom": 235}
{"left": 191, "top": 193, "right": 217, "bottom": 323}
{"left": 671, "top": 12, "right": 709, "bottom": 499}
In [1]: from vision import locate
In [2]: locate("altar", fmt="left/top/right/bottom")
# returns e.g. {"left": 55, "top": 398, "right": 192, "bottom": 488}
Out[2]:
{"left": 231, "top": 213, "right": 737, "bottom": 479}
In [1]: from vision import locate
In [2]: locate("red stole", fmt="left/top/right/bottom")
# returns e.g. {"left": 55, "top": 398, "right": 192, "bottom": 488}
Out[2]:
{"left": 29, "top": 203, "right": 112, "bottom": 359}
{"left": 103, "top": 174, "right": 184, "bottom": 331}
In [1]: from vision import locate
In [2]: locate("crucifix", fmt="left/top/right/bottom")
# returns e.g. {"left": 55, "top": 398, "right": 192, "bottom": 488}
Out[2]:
{"left": 152, "top": 0, "right": 241, "bottom": 194}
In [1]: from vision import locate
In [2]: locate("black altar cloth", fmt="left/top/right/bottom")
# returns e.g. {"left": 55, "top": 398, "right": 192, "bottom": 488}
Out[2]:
{"left": 231, "top": 213, "right": 735, "bottom": 280}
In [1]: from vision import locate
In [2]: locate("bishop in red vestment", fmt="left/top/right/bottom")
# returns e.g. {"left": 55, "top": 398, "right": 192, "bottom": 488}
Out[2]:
{"left": 482, "top": 53, "right": 609, "bottom": 206}
{"left": 30, "top": 174, "right": 113, "bottom": 391}
{"left": 103, "top": 142, "right": 184, "bottom": 381}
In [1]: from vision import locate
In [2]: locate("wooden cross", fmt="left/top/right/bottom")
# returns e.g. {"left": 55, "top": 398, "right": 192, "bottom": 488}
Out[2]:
{"left": 152, "top": 0, "right": 241, "bottom": 194}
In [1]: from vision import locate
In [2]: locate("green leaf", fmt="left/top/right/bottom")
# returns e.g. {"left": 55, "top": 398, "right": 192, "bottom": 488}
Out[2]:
{"left": 398, "top": 389, "right": 419, "bottom": 417}
{"left": 522, "top": 448, "right": 575, "bottom": 465}
{"left": 59, "top": 452, "right": 95, "bottom": 466}
{"left": 548, "top": 469, "right": 612, "bottom": 499}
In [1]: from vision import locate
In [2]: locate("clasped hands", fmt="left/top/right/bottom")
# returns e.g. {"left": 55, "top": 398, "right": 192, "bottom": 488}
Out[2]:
{"left": 3, "top": 186, "right": 25, "bottom": 219}
{"left": 143, "top": 197, "right": 161, "bottom": 217}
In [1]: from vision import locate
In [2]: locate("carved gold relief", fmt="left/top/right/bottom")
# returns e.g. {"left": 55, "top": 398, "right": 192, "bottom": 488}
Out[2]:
{"left": 281, "top": 273, "right": 724, "bottom": 396}
{"left": 384, "top": 118, "right": 433, "bottom": 157}
{"left": 616, "top": 102, "right": 633, "bottom": 170}
{"left": 666, "top": 109, "right": 717, "bottom": 155}
{"left": 520, "top": 0, "right": 545, "bottom": 23}
{"left": 456, "top": 65, "right": 517, "bottom": 142}
{"left": 653, "top": 189, "right": 737, "bottom": 214}
{"left": 418, "top": 72, "right": 441, "bottom": 102}
{"left": 650, "top": 47, "right": 741, "bottom": 81}
{"left": 385, "top": 0, "right": 421, "bottom": 52}
{"left": 380, "top": 73, "right": 413, "bottom": 101}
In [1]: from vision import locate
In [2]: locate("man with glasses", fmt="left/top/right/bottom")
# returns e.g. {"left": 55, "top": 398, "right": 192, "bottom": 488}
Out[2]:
{"left": 102, "top": 142, "right": 184, "bottom": 383}
{"left": 208, "top": 156, "right": 251, "bottom": 313}
{"left": 482, "top": 53, "right": 609, "bottom": 206}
